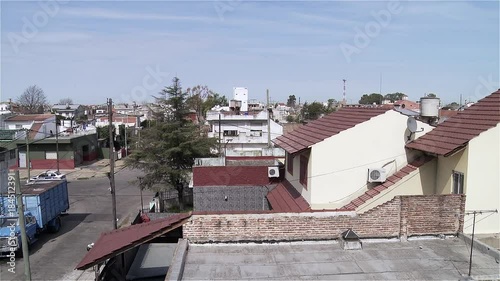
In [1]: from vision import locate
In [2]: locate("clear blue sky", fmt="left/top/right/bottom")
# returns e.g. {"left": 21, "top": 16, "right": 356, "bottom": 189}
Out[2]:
{"left": 1, "top": 1, "right": 498, "bottom": 106}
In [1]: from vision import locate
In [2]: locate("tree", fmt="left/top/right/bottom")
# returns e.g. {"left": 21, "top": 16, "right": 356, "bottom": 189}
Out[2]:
{"left": 17, "top": 85, "right": 48, "bottom": 114}
{"left": 325, "top": 98, "right": 338, "bottom": 113}
{"left": 126, "top": 77, "right": 218, "bottom": 210}
{"left": 359, "top": 93, "right": 384, "bottom": 105}
{"left": 58, "top": 98, "right": 73, "bottom": 105}
{"left": 444, "top": 102, "right": 460, "bottom": 110}
{"left": 384, "top": 92, "right": 406, "bottom": 103}
{"left": 286, "top": 95, "right": 296, "bottom": 107}
{"left": 186, "top": 85, "right": 227, "bottom": 121}
{"left": 285, "top": 115, "right": 295, "bottom": 123}
{"left": 302, "top": 102, "right": 325, "bottom": 120}
{"left": 427, "top": 93, "right": 437, "bottom": 98}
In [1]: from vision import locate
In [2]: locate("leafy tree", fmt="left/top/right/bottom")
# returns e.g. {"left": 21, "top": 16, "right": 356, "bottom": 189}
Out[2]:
{"left": 427, "top": 93, "right": 437, "bottom": 98}
{"left": 285, "top": 115, "right": 295, "bottom": 123}
{"left": 126, "top": 77, "right": 218, "bottom": 210}
{"left": 325, "top": 99, "right": 338, "bottom": 113}
{"left": 384, "top": 92, "right": 406, "bottom": 103}
{"left": 58, "top": 98, "right": 74, "bottom": 105}
{"left": 359, "top": 93, "right": 384, "bottom": 105}
{"left": 444, "top": 102, "right": 460, "bottom": 110}
{"left": 17, "top": 85, "right": 48, "bottom": 114}
{"left": 286, "top": 95, "right": 296, "bottom": 107}
{"left": 302, "top": 102, "right": 325, "bottom": 120}
{"left": 186, "top": 86, "right": 228, "bottom": 120}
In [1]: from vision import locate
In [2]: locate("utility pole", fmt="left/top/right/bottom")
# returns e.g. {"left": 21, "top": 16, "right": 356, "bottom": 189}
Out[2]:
{"left": 342, "top": 79, "right": 347, "bottom": 105}
{"left": 56, "top": 120, "right": 60, "bottom": 173}
{"left": 14, "top": 171, "right": 31, "bottom": 280}
{"left": 466, "top": 209, "right": 498, "bottom": 277}
{"left": 124, "top": 123, "right": 128, "bottom": 158}
{"left": 218, "top": 113, "right": 222, "bottom": 157}
{"left": 267, "top": 89, "right": 271, "bottom": 147}
{"left": 25, "top": 129, "right": 30, "bottom": 180}
{"left": 107, "top": 98, "right": 118, "bottom": 230}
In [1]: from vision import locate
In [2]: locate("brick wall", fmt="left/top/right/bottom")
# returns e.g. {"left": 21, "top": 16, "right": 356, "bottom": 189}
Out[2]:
{"left": 184, "top": 195, "right": 465, "bottom": 242}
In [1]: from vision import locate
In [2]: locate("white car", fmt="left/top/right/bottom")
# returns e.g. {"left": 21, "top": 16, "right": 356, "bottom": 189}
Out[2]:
{"left": 29, "top": 171, "right": 67, "bottom": 182}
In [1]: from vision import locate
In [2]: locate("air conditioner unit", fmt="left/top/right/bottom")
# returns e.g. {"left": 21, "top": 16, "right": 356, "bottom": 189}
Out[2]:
{"left": 268, "top": 167, "right": 280, "bottom": 178}
{"left": 368, "top": 168, "right": 387, "bottom": 183}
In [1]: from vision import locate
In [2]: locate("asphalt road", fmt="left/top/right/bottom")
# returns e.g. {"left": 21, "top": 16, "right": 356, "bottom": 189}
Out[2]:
{"left": 0, "top": 168, "right": 154, "bottom": 281}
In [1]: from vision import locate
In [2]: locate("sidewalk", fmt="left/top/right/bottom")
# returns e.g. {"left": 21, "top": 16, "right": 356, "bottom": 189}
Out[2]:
{"left": 15, "top": 159, "right": 128, "bottom": 181}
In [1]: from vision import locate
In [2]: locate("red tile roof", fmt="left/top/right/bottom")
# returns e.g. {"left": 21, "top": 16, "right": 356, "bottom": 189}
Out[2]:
{"left": 193, "top": 166, "right": 270, "bottom": 186}
{"left": 266, "top": 180, "right": 311, "bottom": 212}
{"left": 342, "top": 155, "right": 434, "bottom": 210}
{"left": 6, "top": 114, "right": 54, "bottom": 122}
{"left": 273, "top": 107, "right": 390, "bottom": 154}
{"left": 75, "top": 212, "right": 190, "bottom": 270}
{"left": 406, "top": 91, "right": 500, "bottom": 156}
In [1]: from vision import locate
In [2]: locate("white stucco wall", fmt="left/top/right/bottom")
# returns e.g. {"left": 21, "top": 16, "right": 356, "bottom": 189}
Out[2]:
{"left": 306, "top": 110, "right": 433, "bottom": 209}
{"left": 463, "top": 124, "right": 500, "bottom": 234}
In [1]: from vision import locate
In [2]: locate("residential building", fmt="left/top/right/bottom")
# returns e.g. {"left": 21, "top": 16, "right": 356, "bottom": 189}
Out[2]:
{"left": 206, "top": 110, "right": 284, "bottom": 156}
{"left": 339, "top": 90, "right": 499, "bottom": 235}
{"left": 273, "top": 107, "right": 433, "bottom": 210}
{"left": 3, "top": 114, "right": 56, "bottom": 139}
{"left": 51, "top": 104, "right": 86, "bottom": 127}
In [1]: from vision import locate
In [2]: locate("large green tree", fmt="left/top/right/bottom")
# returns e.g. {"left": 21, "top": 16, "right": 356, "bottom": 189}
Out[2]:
{"left": 186, "top": 85, "right": 228, "bottom": 121}
{"left": 286, "top": 95, "right": 296, "bottom": 107}
{"left": 126, "top": 77, "right": 217, "bottom": 210}
{"left": 302, "top": 101, "right": 325, "bottom": 121}
{"left": 359, "top": 93, "right": 384, "bottom": 105}
{"left": 383, "top": 92, "right": 406, "bottom": 103}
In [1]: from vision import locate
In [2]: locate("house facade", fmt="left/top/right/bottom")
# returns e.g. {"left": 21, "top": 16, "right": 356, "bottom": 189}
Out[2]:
{"left": 3, "top": 114, "right": 57, "bottom": 139}
{"left": 274, "top": 107, "right": 433, "bottom": 210}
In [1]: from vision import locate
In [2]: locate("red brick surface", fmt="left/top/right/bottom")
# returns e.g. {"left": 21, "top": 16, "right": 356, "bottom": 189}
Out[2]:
{"left": 184, "top": 195, "right": 465, "bottom": 242}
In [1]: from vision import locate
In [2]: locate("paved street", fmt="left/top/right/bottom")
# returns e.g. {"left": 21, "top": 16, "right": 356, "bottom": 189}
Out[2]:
{"left": 0, "top": 168, "right": 154, "bottom": 281}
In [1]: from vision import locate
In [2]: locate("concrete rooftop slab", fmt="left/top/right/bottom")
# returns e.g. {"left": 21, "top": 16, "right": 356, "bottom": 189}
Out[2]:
{"left": 182, "top": 238, "right": 500, "bottom": 280}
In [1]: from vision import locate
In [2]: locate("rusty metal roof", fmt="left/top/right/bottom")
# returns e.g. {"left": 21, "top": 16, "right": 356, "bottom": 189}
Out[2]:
{"left": 273, "top": 107, "right": 390, "bottom": 154}
{"left": 406, "top": 90, "right": 500, "bottom": 156}
{"left": 266, "top": 180, "right": 310, "bottom": 212}
{"left": 75, "top": 212, "right": 191, "bottom": 270}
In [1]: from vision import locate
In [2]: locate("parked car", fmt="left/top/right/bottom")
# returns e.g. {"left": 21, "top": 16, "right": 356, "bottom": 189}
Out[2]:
{"left": 28, "top": 170, "right": 66, "bottom": 182}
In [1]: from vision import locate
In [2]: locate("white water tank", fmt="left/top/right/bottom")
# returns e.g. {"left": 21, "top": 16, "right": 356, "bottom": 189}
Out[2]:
{"left": 420, "top": 97, "right": 440, "bottom": 117}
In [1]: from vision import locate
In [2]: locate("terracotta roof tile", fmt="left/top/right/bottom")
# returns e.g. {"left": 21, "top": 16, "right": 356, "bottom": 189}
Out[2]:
{"left": 407, "top": 90, "right": 500, "bottom": 156}
{"left": 274, "top": 107, "right": 390, "bottom": 154}
{"left": 6, "top": 114, "right": 54, "bottom": 122}
{"left": 76, "top": 212, "right": 190, "bottom": 270}
{"left": 342, "top": 156, "right": 434, "bottom": 210}
{"left": 266, "top": 180, "right": 311, "bottom": 212}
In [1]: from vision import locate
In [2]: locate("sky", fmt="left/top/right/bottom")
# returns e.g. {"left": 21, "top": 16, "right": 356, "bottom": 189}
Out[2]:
{"left": 1, "top": 0, "right": 499, "bottom": 106}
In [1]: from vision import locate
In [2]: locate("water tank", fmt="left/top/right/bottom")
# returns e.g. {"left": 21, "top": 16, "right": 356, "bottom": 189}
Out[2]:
{"left": 420, "top": 97, "right": 440, "bottom": 117}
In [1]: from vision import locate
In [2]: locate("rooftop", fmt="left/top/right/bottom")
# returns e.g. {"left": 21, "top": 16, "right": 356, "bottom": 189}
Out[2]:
{"left": 182, "top": 238, "right": 500, "bottom": 280}
{"left": 266, "top": 180, "right": 311, "bottom": 212}
{"left": 193, "top": 166, "right": 271, "bottom": 187}
{"left": 406, "top": 90, "right": 500, "bottom": 156}
{"left": 274, "top": 107, "right": 390, "bottom": 154}
{"left": 5, "top": 114, "right": 54, "bottom": 122}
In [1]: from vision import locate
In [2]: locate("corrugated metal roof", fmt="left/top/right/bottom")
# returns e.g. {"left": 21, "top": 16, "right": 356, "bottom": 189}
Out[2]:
{"left": 266, "top": 180, "right": 310, "bottom": 212}
{"left": 75, "top": 212, "right": 190, "bottom": 270}
{"left": 193, "top": 166, "right": 270, "bottom": 186}
{"left": 273, "top": 108, "right": 390, "bottom": 154}
{"left": 406, "top": 91, "right": 500, "bottom": 156}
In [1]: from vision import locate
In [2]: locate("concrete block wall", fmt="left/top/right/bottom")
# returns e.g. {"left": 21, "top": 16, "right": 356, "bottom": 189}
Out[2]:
{"left": 184, "top": 195, "right": 465, "bottom": 242}
{"left": 193, "top": 186, "right": 270, "bottom": 212}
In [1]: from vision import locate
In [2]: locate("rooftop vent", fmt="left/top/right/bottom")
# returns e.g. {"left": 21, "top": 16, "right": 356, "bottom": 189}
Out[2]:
{"left": 339, "top": 229, "right": 362, "bottom": 250}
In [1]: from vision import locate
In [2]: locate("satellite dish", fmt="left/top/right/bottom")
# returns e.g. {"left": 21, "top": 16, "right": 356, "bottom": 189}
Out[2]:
{"left": 407, "top": 117, "right": 417, "bottom": 133}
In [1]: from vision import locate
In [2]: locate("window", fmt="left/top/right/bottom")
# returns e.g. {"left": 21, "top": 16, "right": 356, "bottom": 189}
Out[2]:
{"left": 287, "top": 153, "right": 294, "bottom": 175}
{"left": 453, "top": 171, "right": 464, "bottom": 194}
{"left": 223, "top": 130, "right": 238, "bottom": 136}
{"left": 45, "top": 152, "right": 57, "bottom": 160}
{"left": 250, "top": 130, "right": 262, "bottom": 137}
{"left": 300, "top": 155, "right": 308, "bottom": 188}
